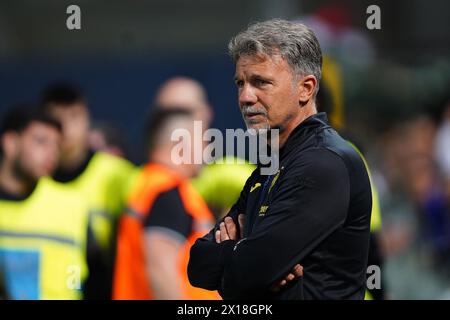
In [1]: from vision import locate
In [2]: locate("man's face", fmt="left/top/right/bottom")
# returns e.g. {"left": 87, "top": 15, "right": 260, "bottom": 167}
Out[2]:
{"left": 12, "top": 122, "right": 61, "bottom": 180}
{"left": 235, "top": 53, "right": 301, "bottom": 132}
{"left": 46, "top": 103, "right": 90, "bottom": 155}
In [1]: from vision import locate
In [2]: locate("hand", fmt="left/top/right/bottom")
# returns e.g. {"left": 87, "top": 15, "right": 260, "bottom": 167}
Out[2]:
{"left": 270, "top": 264, "right": 303, "bottom": 293}
{"left": 215, "top": 214, "right": 245, "bottom": 243}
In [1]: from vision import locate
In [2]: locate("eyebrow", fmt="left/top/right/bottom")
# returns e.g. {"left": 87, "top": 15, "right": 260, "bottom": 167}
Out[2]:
{"left": 251, "top": 74, "right": 270, "bottom": 80}
{"left": 234, "top": 74, "right": 272, "bottom": 82}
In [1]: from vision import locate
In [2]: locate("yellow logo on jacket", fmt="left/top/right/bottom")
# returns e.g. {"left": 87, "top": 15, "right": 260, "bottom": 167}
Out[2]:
{"left": 259, "top": 205, "right": 269, "bottom": 216}
{"left": 250, "top": 183, "right": 261, "bottom": 193}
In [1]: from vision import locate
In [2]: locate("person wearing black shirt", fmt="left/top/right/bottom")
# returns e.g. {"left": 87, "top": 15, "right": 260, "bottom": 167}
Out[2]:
{"left": 188, "top": 19, "right": 372, "bottom": 300}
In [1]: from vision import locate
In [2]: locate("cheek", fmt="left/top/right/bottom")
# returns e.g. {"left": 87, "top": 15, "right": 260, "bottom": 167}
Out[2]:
{"left": 32, "top": 146, "right": 58, "bottom": 175}
{"left": 79, "top": 121, "right": 90, "bottom": 139}
{"left": 16, "top": 146, "right": 40, "bottom": 174}
{"left": 268, "top": 90, "right": 298, "bottom": 121}
{"left": 280, "top": 86, "right": 300, "bottom": 111}
{"left": 28, "top": 141, "right": 55, "bottom": 162}
{"left": 65, "top": 121, "right": 87, "bottom": 143}
{"left": 27, "top": 146, "right": 46, "bottom": 164}
{"left": 266, "top": 85, "right": 293, "bottom": 106}
{"left": 68, "top": 121, "right": 82, "bottom": 136}
{"left": 19, "top": 140, "right": 36, "bottom": 160}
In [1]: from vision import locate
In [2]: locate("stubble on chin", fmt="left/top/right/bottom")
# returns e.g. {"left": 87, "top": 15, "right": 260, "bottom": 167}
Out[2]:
{"left": 245, "top": 121, "right": 271, "bottom": 133}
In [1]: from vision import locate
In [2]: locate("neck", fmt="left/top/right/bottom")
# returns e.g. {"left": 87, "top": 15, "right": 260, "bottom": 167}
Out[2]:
{"left": 277, "top": 102, "right": 317, "bottom": 148}
{"left": 60, "top": 145, "right": 89, "bottom": 171}
{"left": 0, "top": 160, "right": 35, "bottom": 196}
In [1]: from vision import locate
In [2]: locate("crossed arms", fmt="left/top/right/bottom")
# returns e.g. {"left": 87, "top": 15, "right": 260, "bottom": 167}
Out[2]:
{"left": 188, "top": 149, "right": 350, "bottom": 299}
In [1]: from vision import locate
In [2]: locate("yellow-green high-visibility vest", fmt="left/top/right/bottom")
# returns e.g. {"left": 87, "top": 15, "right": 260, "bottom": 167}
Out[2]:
{"left": 0, "top": 177, "right": 89, "bottom": 300}
{"left": 55, "top": 152, "right": 138, "bottom": 253}
{"left": 191, "top": 156, "right": 256, "bottom": 213}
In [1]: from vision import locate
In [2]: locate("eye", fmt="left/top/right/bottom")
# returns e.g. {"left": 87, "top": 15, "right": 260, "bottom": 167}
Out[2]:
{"left": 235, "top": 80, "right": 244, "bottom": 88}
{"left": 254, "top": 78, "right": 270, "bottom": 87}
{"left": 34, "top": 135, "right": 48, "bottom": 146}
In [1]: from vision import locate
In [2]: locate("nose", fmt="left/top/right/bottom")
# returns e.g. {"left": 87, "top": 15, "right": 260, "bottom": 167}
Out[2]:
{"left": 239, "top": 83, "right": 257, "bottom": 107}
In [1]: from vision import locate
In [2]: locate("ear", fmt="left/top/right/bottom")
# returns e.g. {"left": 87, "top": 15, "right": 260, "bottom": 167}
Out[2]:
{"left": 2, "top": 132, "right": 19, "bottom": 159}
{"left": 298, "top": 75, "right": 317, "bottom": 106}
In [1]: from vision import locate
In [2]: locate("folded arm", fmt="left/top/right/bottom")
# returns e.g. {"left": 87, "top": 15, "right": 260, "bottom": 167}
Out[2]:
{"left": 188, "top": 149, "right": 350, "bottom": 298}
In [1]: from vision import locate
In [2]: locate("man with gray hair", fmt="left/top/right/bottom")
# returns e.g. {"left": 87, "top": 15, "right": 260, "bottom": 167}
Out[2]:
{"left": 188, "top": 19, "right": 372, "bottom": 299}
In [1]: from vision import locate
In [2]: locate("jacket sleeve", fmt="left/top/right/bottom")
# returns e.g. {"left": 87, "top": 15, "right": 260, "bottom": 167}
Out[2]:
{"left": 221, "top": 149, "right": 351, "bottom": 299}
{"left": 187, "top": 170, "right": 254, "bottom": 291}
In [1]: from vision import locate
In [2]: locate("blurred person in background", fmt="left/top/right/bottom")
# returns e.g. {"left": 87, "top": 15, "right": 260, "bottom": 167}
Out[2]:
{"left": 89, "top": 121, "right": 129, "bottom": 159}
{"left": 0, "top": 106, "right": 89, "bottom": 299}
{"left": 113, "top": 108, "right": 219, "bottom": 299}
{"left": 39, "top": 83, "right": 138, "bottom": 299}
{"left": 154, "top": 77, "right": 213, "bottom": 127}
{"left": 154, "top": 76, "right": 256, "bottom": 220}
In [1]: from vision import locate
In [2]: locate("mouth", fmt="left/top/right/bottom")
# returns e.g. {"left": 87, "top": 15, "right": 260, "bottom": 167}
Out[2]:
{"left": 244, "top": 112, "right": 266, "bottom": 120}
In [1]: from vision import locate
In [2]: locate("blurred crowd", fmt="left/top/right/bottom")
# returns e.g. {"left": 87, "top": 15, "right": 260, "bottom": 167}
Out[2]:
{"left": 0, "top": 2, "right": 449, "bottom": 300}
{"left": 372, "top": 104, "right": 450, "bottom": 299}
{"left": 0, "top": 70, "right": 449, "bottom": 300}
{"left": 0, "top": 78, "right": 256, "bottom": 300}
{"left": 297, "top": 4, "right": 450, "bottom": 299}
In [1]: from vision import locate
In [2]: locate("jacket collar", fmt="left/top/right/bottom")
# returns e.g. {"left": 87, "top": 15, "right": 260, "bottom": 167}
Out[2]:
{"left": 279, "top": 112, "right": 330, "bottom": 159}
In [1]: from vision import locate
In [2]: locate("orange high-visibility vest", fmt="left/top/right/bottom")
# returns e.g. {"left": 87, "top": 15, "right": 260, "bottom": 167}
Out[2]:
{"left": 113, "top": 163, "right": 220, "bottom": 300}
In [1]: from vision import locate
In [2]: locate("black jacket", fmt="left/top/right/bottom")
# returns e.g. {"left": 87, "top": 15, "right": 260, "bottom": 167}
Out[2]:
{"left": 188, "top": 113, "right": 372, "bottom": 299}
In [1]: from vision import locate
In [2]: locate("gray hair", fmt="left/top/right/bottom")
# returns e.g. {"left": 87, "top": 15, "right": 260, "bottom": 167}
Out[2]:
{"left": 228, "top": 19, "right": 322, "bottom": 96}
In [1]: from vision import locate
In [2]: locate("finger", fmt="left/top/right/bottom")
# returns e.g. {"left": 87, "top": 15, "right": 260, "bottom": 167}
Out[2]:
{"left": 215, "top": 229, "right": 221, "bottom": 243}
{"left": 285, "top": 273, "right": 295, "bottom": 281}
{"left": 224, "top": 217, "right": 237, "bottom": 240}
{"left": 220, "top": 222, "right": 229, "bottom": 242}
{"left": 271, "top": 266, "right": 302, "bottom": 293}
{"left": 293, "top": 264, "right": 304, "bottom": 277}
{"left": 238, "top": 214, "right": 245, "bottom": 239}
